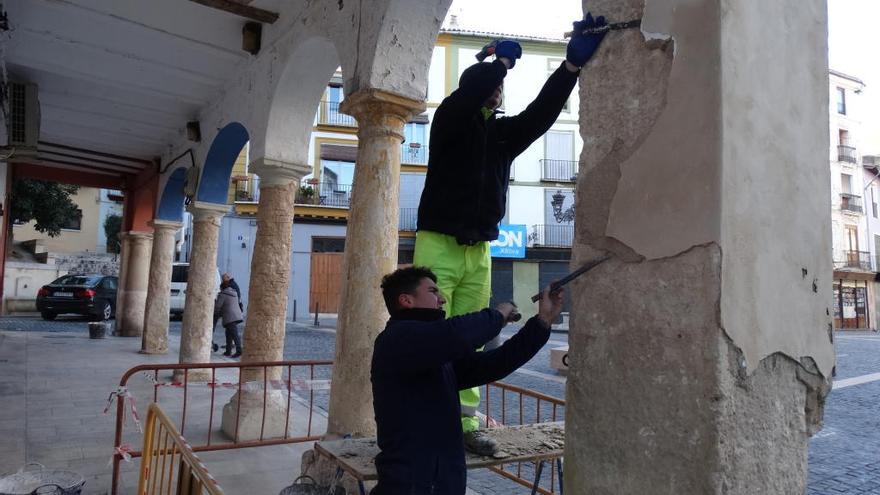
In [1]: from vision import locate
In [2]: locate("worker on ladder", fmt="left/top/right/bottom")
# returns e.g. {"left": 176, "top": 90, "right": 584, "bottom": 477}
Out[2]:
{"left": 413, "top": 13, "right": 608, "bottom": 455}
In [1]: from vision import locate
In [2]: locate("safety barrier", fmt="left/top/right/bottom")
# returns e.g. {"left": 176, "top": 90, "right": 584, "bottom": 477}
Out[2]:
{"left": 139, "top": 403, "right": 224, "bottom": 495}
{"left": 111, "top": 360, "right": 333, "bottom": 494}
{"left": 480, "top": 382, "right": 566, "bottom": 495}
{"left": 112, "top": 360, "right": 565, "bottom": 495}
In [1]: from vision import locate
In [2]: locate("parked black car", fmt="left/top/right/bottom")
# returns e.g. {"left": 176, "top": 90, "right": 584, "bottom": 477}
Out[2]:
{"left": 36, "top": 274, "right": 118, "bottom": 321}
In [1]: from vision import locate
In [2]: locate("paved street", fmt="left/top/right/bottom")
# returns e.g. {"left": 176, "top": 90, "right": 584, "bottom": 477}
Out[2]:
{"left": 1, "top": 315, "right": 878, "bottom": 493}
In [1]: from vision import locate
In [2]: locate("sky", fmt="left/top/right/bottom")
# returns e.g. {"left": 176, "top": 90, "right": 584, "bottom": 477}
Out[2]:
{"left": 451, "top": 0, "right": 880, "bottom": 154}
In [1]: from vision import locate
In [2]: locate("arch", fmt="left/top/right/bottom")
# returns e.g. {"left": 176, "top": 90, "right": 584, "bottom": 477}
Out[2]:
{"left": 257, "top": 36, "right": 341, "bottom": 164}
{"left": 155, "top": 166, "right": 188, "bottom": 222}
{"left": 196, "top": 122, "right": 249, "bottom": 204}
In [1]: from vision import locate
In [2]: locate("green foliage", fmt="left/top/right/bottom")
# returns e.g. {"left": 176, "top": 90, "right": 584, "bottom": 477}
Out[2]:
{"left": 104, "top": 214, "right": 122, "bottom": 253}
{"left": 11, "top": 179, "right": 80, "bottom": 237}
{"left": 298, "top": 185, "right": 315, "bottom": 198}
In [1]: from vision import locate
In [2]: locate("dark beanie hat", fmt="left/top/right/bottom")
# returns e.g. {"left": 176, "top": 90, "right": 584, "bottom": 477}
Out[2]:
{"left": 458, "top": 62, "right": 498, "bottom": 89}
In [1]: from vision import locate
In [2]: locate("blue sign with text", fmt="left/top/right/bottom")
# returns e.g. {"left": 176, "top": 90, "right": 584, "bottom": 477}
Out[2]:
{"left": 490, "top": 224, "right": 527, "bottom": 258}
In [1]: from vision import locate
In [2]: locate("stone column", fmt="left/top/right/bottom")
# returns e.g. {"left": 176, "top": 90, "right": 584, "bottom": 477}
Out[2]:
{"left": 140, "top": 220, "right": 182, "bottom": 354}
{"left": 113, "top": 233, "right": 131, "bottom": 335}
{"left": 220, "top": 159, "right": 309, "bottom": 441}
{"left": 116, "top": 231, "right": 152, "bottom": 337}
{"left": 565, "top": 1, "right": 833, "bottom": 493}
{"left": 325, "top": 89, "right": 425, "bottom": 438}
{"left": 176, "top": 202, "right": 227, "bottom": 381}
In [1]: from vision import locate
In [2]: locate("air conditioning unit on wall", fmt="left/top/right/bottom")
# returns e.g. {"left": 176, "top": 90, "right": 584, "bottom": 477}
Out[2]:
{"left": 8, "top": 81, "right": 40, "bottom": 152}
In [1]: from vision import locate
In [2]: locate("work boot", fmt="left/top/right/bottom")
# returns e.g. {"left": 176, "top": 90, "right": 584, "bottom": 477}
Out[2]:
{"left": 463, "top": 430, "right": 498, "bottom": 457}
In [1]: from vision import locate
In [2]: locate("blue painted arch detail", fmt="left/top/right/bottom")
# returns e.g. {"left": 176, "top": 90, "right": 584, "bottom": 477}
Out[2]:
{"left": 156, "top": 167, "right": 188, "bottom": 222}
{"left": 196, "top": 122, "right": 249, "bottom": 204}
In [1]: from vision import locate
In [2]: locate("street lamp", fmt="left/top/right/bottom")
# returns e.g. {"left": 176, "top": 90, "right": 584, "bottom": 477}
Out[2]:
{"left": 551, "top": 189, "right": 575, "bottom": 223}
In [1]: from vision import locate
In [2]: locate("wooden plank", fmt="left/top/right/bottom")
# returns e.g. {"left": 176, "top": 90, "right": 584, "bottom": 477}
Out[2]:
{"left": 188, "top": 0, "right": 279, "bottom": 23}
{"left": 314, "top": 422, "right": 565, "bottom": 481}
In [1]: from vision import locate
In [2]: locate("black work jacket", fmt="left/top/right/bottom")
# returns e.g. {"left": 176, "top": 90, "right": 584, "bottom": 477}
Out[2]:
{"left": 370, "top": 308, "right": 551, "bottom": 494}
{"left": 417, "top": 60, "right": 579, "bottom": 243}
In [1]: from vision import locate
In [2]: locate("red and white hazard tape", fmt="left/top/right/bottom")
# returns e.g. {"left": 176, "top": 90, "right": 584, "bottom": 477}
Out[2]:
{"left": 103, "top": 386, "right": 142, "bottom": 433}
{"left": 138, "top": 372, "right": 330, "bottom": 392}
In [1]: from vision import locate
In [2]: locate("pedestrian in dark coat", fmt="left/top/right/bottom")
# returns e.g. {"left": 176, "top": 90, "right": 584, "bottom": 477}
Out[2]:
{"left": 221, "top": 272, "right": 243, "bottom": 311}
{"left": 215, "top": 282, "right": 243, "bottom": 357}
{"left": 370, "top": 266, "right": 564, "bottom": 494}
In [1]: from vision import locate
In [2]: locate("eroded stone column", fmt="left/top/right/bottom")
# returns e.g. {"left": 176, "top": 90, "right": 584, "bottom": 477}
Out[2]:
{"left": 140, "top": 220, "right": 182, "bottom": 354}
{"left": 117, "top": 231, "right": 152, "bottom": 337}
{"left": 113, "top": 233, "right": 131, "bottom": 335}
{"left": 325, "top": 89, "right": 425, "bottom": 438}
{"left": 220, "top": 159, "right": 309, "bottom": 441}
{"left": 176, "top": 202, "right": 227, "bottom": 381}
{"left": 566, "top": 0, "right": 833, "bottom": 493}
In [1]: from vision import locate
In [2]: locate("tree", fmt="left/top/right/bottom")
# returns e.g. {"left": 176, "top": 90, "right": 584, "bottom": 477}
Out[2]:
{"left": 104, "top": 213, "right": 122, "bottom": 253}
{"left": 10, "top": 179, "right": 80, "bottom": 237}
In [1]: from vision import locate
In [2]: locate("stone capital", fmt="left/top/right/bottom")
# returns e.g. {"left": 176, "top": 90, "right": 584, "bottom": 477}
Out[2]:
{"left": 120, "top": 231, "right": 153, "bottom": 245}
{"left": 187, "top": 201, "right": 229, "bottom": 223}
{"left": 147, "top": 219, "right": 183, "bottom": 232}
{"left": 339, "top": 89, "right": 426, "bottom": 140}
{"left": 249, "top": 157, "right": 311, "bottom": 188}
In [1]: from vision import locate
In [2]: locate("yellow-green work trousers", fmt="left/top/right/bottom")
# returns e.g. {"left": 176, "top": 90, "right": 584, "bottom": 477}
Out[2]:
{"left": 413, "top": 230, "right": 491, "bottom": 433}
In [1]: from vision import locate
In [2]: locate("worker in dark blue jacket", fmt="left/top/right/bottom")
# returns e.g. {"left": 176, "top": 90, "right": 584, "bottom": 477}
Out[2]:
{"left": 414, "top": 14, "right": 607, "bottom": 451}
{"left": 370, "top": 266, "right": 563, "bottom": 494}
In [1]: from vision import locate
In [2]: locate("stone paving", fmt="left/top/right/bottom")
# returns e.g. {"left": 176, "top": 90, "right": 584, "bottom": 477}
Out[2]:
{"left": 1, "top": 315, "right": 879, "bottom": 493}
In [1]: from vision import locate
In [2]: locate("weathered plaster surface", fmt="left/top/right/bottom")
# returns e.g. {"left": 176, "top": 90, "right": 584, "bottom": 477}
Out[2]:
{"left": 325, "top": 89, "right": 425, "bottom": 438}
{"left": 580, "top": 0, "right": 832, "bottom": 375}
{"left": 568, "top": 0, "right": 833, "bottom": 492}
{"left": 177, "top": 203, "right": 227, "bottom": 381}
{"left": 118, "top": 232, "right": 152, "bottom": 337}
{"left": 566, "top": 247, "right": 824, "bottom": 493}
{"left": 718, "top": 0, "right": 833, "bottom": 376}
{"left": 141, "top": 221, "right": 181, "bottom": 354}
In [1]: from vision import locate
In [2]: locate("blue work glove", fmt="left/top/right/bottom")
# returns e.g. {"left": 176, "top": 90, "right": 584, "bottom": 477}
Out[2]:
{"left": 566, "top": 13, "right": 607, "bottom": 68}
{"left": 494, "top": 40, "right": 522, "bottom": 69}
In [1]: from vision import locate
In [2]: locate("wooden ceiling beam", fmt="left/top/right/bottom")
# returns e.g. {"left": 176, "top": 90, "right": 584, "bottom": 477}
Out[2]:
{"left": 187, "top": 0, "right": 279, "bottom": 24}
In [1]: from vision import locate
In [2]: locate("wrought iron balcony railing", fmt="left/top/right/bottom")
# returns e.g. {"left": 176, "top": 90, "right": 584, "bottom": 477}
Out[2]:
{"left": 540, "top": 159, "right": 577, "bottom": 182}
{"left": 838, "top": 145, "right": 858, "bottom": 164}
{"left": 840, "top": 193, "right": 863, "bottom": 213}
{"left": 401, "top": 143, "right": 428, "bottom": 164}
{"left": 841, "top": 250, "right": 872, "bottom": 270}
{"left": 297, "top": 181, "right": 352, "bottom": 208}
{"left": 399, "top": 207, "right": 418, "bottom": 231}
{"left": 316, "top": 100, "right": 356, "bottom": 127}
{"left": 528, "top": 224, "right": 574, "bottom": 248}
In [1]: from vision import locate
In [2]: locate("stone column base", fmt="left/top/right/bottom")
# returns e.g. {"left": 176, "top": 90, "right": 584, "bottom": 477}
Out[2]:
{"left": 220, "top": 389, "right": 292, "bottom": 441}
{"left": 172, "top": 368, "right": 212, "bottom": 383}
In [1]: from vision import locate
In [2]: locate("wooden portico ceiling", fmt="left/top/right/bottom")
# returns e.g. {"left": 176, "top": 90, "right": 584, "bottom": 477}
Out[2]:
{"left": 4, "top": 0, "right": 280, "bottom": 183}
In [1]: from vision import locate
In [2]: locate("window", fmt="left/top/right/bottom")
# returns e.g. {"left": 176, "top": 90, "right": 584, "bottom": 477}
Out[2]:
{"left": 101, "top": 277, "right": 118, "bottom": 290}
{"left": 837, "top": 87, "right": 846, "bottom": 115}
{"left": 61, "top": 208, "right": 82, "bottom": 231}
{"left": 321, "top": 160, "right": 355, "bottom": 189}
{"left": 548, "top": 58, "right": 570, "bottom": 112}
{"left": 873, "top": 188, "right": 878, "bottom": 218}
{"left": 312, "top": 237, "right": 345, "bottom": 253}
{"left": 543, "top": 130, "right": 576, "bottom": 181}
{"left": 839, "top": 129, "right": 851, "bottom": 147}
{"left": 171, "top": 265, "right": 189, "bottom": 283}
{"left": 841, "top": 173, "right": 852, "bottom": 194}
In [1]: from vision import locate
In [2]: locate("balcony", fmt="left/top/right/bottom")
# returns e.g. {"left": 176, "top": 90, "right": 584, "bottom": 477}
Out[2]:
{"left": 841, "top": 250, "right": 872, "bottom": 271}
{"left": 232, "top": 176, "right": 260, "bottom": 203}
{"left": 838, "top": 145, "right": 858, "bottom": 164}
{"left": 528, "top": 224, "right": 574, "bottom": 248}
{"left": 840, "top": 193, "right": 863, "bottom": 213}
{"left": 316, "top": 100, "right": 356, "bottom": 127}
{"left": 297, "top": 181, "right": 352, "bottom": 208}
{"left": 540, "top": 159, "right": 578, "bottom": 182}
{"left": 399, "top": 207, "right": 418, "bottom": 231}
{"left": 401, "top": 142, "right": 428, "bottom": 165}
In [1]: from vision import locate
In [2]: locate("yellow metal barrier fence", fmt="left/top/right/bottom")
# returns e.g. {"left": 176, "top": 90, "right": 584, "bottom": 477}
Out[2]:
{"left": 138, "top": 403, "right": 224, "bottom": 495}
